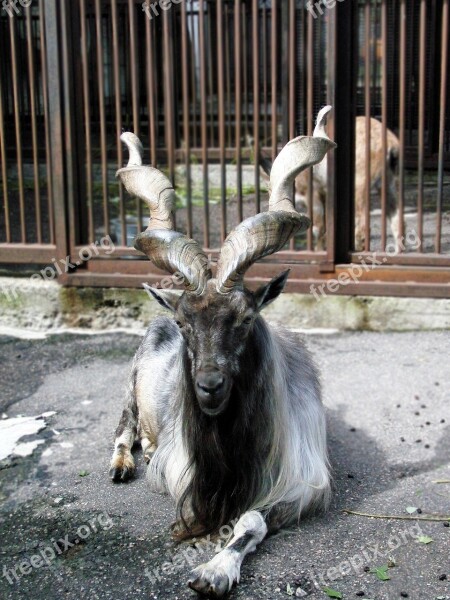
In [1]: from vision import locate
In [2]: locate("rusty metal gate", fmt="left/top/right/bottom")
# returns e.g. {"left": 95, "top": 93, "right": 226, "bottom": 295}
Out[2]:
{"left": 0, "top": 0, "right": 449, "bottom": 297}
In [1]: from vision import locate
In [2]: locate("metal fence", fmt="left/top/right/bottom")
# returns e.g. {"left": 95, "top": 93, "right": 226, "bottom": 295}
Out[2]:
{"left": 0, "top": 0, "right": 449, "bottom": 297}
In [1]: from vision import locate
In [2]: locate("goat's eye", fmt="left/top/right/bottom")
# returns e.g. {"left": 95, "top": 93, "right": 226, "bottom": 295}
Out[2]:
{"left": 242, "top": 316, "right": 253, "bottom": 325}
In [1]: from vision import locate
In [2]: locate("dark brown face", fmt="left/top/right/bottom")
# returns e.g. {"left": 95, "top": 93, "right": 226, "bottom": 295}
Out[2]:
{"left": 145, "top": 270, "right": 290, "bottom": 416}
{"left": 175, "top": 283, "right": 256, "bottom": 415}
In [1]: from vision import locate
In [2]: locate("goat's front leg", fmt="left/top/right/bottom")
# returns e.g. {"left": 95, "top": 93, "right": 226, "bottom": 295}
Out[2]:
{"left": 109, "top": 380, "right": 138, "bottom": 482}
{"left": 188, "top": 511, "right": 267, "bottom": 598}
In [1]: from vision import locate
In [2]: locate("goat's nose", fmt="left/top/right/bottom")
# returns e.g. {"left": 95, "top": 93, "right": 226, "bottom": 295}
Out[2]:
{"left": 196, "top": 371, "right": 225, "bottom": 394}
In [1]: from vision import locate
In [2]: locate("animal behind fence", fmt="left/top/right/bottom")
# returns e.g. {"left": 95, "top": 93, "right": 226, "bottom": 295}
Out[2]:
{"left": 258, "top": 117, "right": 403, "bottom": 253}
{"left": 109, "top": 106, "right": 336, "bottom": 598}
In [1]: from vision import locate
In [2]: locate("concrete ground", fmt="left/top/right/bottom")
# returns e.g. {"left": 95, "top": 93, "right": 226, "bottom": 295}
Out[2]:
{"left": 0, "top": 330, "right": 449, "bottom": 600}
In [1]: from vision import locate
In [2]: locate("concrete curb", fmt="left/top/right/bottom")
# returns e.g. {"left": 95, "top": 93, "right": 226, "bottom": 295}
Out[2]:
{"left": 1, "top": 276, "right": 449, "bottom": 333}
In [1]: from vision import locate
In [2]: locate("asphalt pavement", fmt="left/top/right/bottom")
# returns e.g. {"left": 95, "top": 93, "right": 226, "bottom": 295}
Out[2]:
{"left": 0, "top": 330, "right": 449, "bottom": 600}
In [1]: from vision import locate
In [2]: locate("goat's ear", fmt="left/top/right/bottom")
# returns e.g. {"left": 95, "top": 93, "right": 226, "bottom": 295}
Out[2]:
{"left": 254, "top": 269, "right": 290, "bottom": 311}
{"left": 143, "top": 283, "right": 179, "bottom": 312}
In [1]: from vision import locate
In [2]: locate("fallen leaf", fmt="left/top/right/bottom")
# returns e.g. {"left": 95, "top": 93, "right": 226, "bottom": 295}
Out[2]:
{"left": 370, "top": 565, "right": 391, "bottom": 581}
{"left": 287, "top": 583, "right": 294, "bottom": 596}
{"left": 78, "top": 470, "right": 89, "bottom": 477}
{"left": 322, "top": 587, "right": 343, "bottom": 599}
{"left": 372, "top": 564, "right": 389, "bottom": 572}
{"left": 406, "top": 506, "right": 418, "bottom": 514}
{"left": 417, "top": 535, "right": 433, "bottom": 544}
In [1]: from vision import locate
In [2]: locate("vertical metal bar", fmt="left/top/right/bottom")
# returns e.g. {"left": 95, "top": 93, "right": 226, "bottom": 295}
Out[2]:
{"left": 43, "top": 0, "right": 68, "bottom": 265}
{"left": 128, "top": 0, "right": 139, "bottom": 135}
{"left": 9, "top": 16, "right": 26, "bottom": 243}
{"left": 327, "top": 0, "right": 356, "bottom": 264}
{"left": 262, "top": 4, "right": 268, "bottom": 143}
{"left": 182, "top": 1, "right": 192, "bottom": 238}
{"left": 242, "top": 4, "right": 248, "bottom": 137}
{"left": 0, "top": 78, "right": 10, "bottom": 242}
{"left": 288, "top": 0, "right": 295, "bottom": 140}
{"left": 145, "top": 12, "right": 157, "bottom": 167}
{"left": 398, "top": 0, "right": 406, "bottom": 246}
{"left": 298, "top": 8, "right": 306, "bottom": 156}
{"left": 306, "top": 10, "right": 314, "bottom": 251}
{"left": 207, "top": 12, "right": 214, "bottom": 149}
{"left": 39, "top": 0, "right": 54, "bottom": 244}
{"left": 373, "top": 0, "right": 380, "bottom": 112}
{"left": 128, "top": 0, "right": 141, "bottom": 232}
{"left": 427, "top": 1, "right": 438, "bottom": 155}
{"left": 406, "top": 1, "right": 415, "bottom": 147}
{"left": 380, "top": 0, "right": 388, "bottom": 251}
{"left": 364, "top": 1, "right": 371, "bottom": 252}
{"left": 271, "top": 0, "right": 277, "bottom": 160}
{"left": 235, "top": 0, "right": 243, "bottom": 224}
{"left": 288, "top": 0, "right": 295, "bottom": 251}
{"left": 95, "top": 0, "right": 109, "bottom": 237}
{"left": 252, "top": 0, "right": 260, "bottom": 214}
{"left": 217, "top": 0, "right": 227, "bottom": 241}
{"left": 224, "top": 4, "right": 232, "bottom": 149}
{"left": 436, "top": 0, "right": 449, "bottom": 254}
{"left": 111, "top": 0, "right": 126, "bottom": 246}
{"left": 190, "top": 4, "right": 198, "bottom": 149}
{"left": 80, "top": 0, "right": 94, "bottom": 243}
{"left": 60, "top": 0, "right": 79, "bottom": 252}
{"left": 326, "top": 3, "right": 336, "bottom": 265}
{"left": 26, "top": 5, "right": 42, "bottom": 243}
{"left": 162, "top": 9, "right": 175, "bottom": 186}
{"left": 280, "top": 3, "right": 289, "bottom": 144}
{"left": 306, "top": 9, "right": 314, "bottom": 244}
{"left": 151, "top": 16, "right": 159, "bottom": 164}
{"left": 417, "top": 0, "right": 426, "bottom": 252}
{"left": 199, "top": 0, "right": 209, "bottom": 248}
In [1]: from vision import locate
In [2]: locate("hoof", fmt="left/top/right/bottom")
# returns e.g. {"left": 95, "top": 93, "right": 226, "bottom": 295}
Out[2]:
{"left": 109, "top": 465, "right": 134, "bottom": 482}
{"left": 109, "top": 452, "right": 135, "bottom": 482}
{"left": 188, "top": 567, "right": 232, "bottom": 598}
{"left": 143, "top": 449, "right": 155, "bottom": 464}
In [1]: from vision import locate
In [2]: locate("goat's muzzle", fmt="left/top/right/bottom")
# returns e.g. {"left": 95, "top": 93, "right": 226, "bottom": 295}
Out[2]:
{"left": 195, "top": 367, "right": 231, "bottom": 416}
